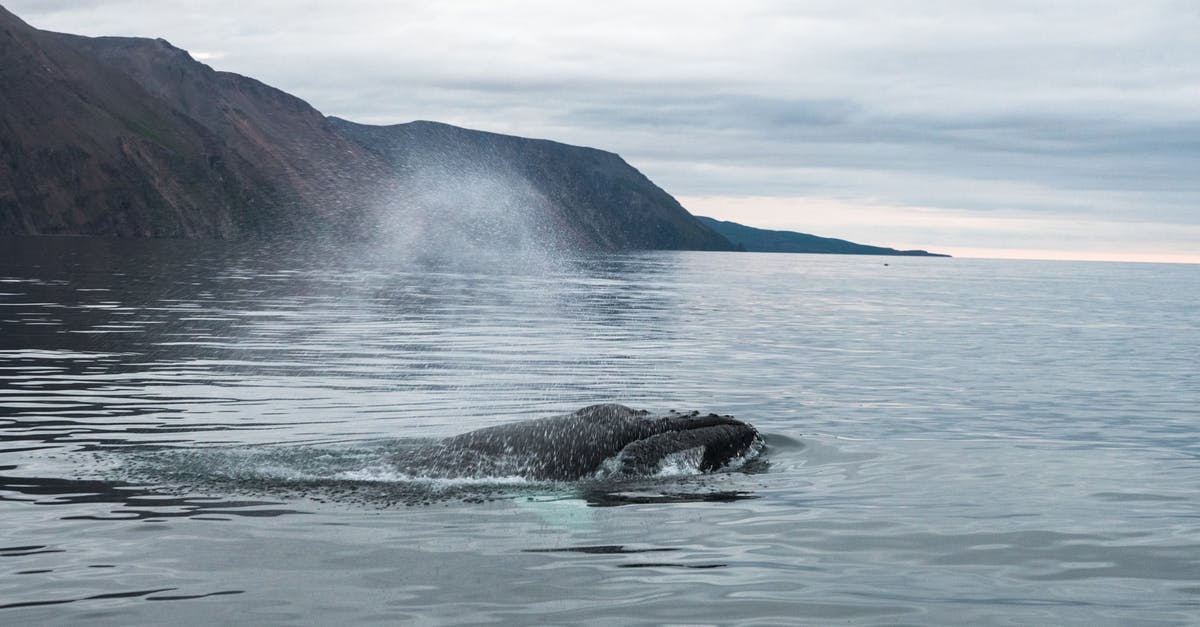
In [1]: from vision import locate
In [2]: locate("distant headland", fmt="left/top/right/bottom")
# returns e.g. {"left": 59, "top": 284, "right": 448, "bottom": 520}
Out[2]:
{"left": 0, "top": 4, "right": 944, "bottom": 257}
{"left": 697, "top": 217, "right": 949, "bottom": 257}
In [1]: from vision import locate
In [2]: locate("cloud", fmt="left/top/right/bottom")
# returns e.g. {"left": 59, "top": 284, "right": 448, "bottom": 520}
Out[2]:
{"left": 6, "top": 0, "right": 1198, "bottom": 259}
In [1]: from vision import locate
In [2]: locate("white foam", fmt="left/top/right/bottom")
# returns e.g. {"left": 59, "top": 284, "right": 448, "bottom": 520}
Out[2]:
{"left": 722, "top": 437, "right": 768, "bottom": 472}
{"left": 655, "top": 446, "right": 706, "bottom": 477}
{"left": 336, "top": 465, "right": 533, "bottom": 487}
{"left": 596, "top": 437, "right": 767, "bottom": 479}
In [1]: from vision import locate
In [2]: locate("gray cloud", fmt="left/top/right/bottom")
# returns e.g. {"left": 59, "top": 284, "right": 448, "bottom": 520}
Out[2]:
{"left": 7, "top": 0, "right": 1198, "bottom": 256}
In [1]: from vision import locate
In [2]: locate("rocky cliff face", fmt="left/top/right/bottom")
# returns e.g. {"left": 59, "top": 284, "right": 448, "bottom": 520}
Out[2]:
{"left": 331, "top": 119, "right": 732, "bottom": 251}
{"left": 0, "top": 5, "right": 388, "bottom": 239}
{"left": 0, "top": 5, "right": 732, "bottom": 251}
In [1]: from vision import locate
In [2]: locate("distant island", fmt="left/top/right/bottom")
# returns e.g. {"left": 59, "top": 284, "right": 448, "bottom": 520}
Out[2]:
{"left": 0, "top": 4, "right": 943, "bottom": 258}
{"left": 698, "top": 217, "right": 949, "bottom": 257}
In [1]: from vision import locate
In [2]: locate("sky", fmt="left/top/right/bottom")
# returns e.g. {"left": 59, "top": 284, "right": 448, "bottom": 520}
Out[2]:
{"left": 9, "top": 0, "right": 1199, "bottom": 262}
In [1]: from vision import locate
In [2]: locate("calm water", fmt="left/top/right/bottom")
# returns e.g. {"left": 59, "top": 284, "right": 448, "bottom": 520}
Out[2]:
{"left": 1, "top": 238, "right": 1197, "bottom": 625}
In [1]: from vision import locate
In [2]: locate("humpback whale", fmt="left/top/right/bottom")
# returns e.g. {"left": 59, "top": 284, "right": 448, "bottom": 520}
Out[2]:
{"left": 392, "top": 404, "right": 763, "bottom": 481}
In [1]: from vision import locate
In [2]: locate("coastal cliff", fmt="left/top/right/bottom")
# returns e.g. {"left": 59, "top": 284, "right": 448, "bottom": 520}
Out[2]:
{"left": 1, "top": 4, "right": 947, "bottom": 257}
{"left": 0, "top": 5, "right": 731, "bottom": 250}
{"left": 0, "top": 5, "right": 390, "bottom": 238}
{"left": 331, "top": 118, "right": 731, "bottom": 251}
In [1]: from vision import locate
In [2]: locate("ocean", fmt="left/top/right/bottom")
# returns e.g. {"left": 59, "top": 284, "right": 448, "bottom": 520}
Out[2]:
{"left": 1, "top": 237, "right": 1197, "bottom": 625}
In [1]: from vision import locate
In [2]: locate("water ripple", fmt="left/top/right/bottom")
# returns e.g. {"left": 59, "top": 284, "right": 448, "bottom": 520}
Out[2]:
{"left": 1, "top": 240, "right": 1198, "bottom": 624}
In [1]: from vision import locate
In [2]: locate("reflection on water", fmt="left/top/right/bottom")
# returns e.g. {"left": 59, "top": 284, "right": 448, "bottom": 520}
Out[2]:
{"left": 2, "top": 238, "right": 1199, "bottom": 625}
{"left": 0, "top": 587, "right": 245, "bottom": 612}
{"left": 0, "top": 472, "right": 302, "bottom": 520}
{"left": 580, "top": 488, "right": 758, "bottom": 507}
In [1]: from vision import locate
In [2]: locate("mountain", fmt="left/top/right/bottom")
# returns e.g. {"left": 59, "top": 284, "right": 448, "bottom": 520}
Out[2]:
{"left": 330, "top": 118, "right": 731, "bottom": 251}
{"left": 697, "top": 217, "right": 949, "bottom": 257}
{"left": 0, "top": 4, "right": 732, "bottom": 251}
{"left": 0, "top": 4, "right": 388, "bottom": 238}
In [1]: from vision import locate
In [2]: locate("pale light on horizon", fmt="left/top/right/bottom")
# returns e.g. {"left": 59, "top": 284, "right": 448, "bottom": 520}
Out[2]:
{"left": 681, "top": 195, "right": 1200, "bottom": 265}
{"left": 933, "top": 247, "right": 1200, "bottom": 265}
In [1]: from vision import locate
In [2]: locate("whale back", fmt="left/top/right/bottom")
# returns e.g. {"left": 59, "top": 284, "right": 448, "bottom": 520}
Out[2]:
{"left": 395, "top": 404, "right": 762, "bottom": 481}
{"left": 438, "top": 404, "right": 655, "bottom": 479}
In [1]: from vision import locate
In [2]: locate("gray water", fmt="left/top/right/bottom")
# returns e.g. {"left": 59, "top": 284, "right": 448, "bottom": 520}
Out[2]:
{"left": 1, "top": 238, "right": 1197, "bottom": 625}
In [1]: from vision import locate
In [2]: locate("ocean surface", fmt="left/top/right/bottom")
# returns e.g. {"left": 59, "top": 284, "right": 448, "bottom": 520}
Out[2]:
{"left": 1, "top": 238, "right": 1197, "bottom": 625}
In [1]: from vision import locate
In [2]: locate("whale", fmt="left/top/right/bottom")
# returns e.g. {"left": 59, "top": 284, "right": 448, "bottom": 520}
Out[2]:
{"left": 391, "top": 404, "right": 763, "bottom": 481}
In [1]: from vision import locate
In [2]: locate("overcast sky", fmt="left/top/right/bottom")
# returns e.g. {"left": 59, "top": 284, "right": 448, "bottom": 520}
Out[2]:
{"left": 10, "top": 0, "right": 1199, "bottom": 262}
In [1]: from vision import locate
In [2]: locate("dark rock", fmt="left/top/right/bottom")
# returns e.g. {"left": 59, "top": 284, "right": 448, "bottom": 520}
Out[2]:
{"left": 0, "top": 4, "right": 387, "bottom": 239}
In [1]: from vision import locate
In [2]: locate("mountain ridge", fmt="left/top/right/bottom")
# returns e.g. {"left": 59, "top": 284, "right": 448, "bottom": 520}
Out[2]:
{"left": 1, "top": 4, "right": 945, "bottom": 258}
{"left": 0, "top": 4, "right": 731, "bottom": 251}
{"left": 331, "top": 118, "right": 731, "bottom": 251}
{"left": 698, "top": 216, "right": 949, "bottom": 257}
